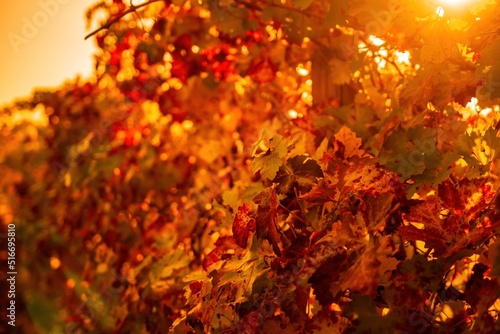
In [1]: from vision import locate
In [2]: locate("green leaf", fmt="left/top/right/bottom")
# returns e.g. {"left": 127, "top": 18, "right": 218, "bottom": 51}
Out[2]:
{"left": 252, "top": 133, "right": 291, "bottom": 180}
{"left": 379, "top": 126, "right": 444, "bottom": 190}
{"left": 253, "top": 151, "right": 284, "bottom": 180}
{"left": 242, "top": 182, "right": 265, "bottom": 202}
{"left": 453, "top": 127, "right": 497, "bottom": 177}
{"left": 216, "top": 241, "right": 270, "bottom": 303}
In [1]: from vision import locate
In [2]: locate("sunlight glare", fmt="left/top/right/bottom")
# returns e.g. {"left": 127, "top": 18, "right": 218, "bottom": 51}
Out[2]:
{"left": 288, "top": 109, "right": 299, "bottom": 119}
{"left": 439, "top": 0, "right": 470, "bottom": 4}
{"left": 368, "top": 35, "right": 385, "bottom": 47}
{"left": 296, "top": 64, "right": 310, "bottom": 76}
{"left": 395, "top": 51, "right": 411, "bottom": 65}
{"left": 288, "top": 109, "right": 303, "bottom": 119}
{"left": 438, "top": 0, "right": 477, "bottom": 8}
{"left": 462, "top": 97, "right": 496, "bottom": 118}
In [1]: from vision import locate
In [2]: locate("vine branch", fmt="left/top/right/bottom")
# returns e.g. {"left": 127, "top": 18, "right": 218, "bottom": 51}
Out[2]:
{"left": 85, "top": 0, "right": 323, "bottom": 40}
{"left": 85, "top": 0, "right": 163, "bottom": 40}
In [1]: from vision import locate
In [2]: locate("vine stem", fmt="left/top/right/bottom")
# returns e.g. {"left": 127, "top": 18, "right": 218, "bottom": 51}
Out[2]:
{"left": 252, "top": 0, "right": 322, "bottom": 18}
{"left": 85, "top": 0, "right": 323, "bottom": 40}
{"left": 85, "top": 0, "right": 163, "bottom": 40}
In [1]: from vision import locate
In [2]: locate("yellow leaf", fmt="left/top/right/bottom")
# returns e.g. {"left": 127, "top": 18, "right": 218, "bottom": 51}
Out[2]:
{"left": 334, "top": 126, "right": 365, "bottom": 159}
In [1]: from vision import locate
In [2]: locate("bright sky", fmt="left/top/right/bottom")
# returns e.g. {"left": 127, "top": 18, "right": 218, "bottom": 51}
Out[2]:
{"left": 0, "top": 0, "right": 97, "bottom": 107}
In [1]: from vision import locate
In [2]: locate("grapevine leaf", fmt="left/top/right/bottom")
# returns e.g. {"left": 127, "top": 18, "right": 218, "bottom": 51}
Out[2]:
{"left": 379, "top": 126, "right": 445, "bottom": 193}
{"left": 338, "top": 241, "right": 381, "bottom": 297}
{"left": 398, "top": 179, "right": 498, "bottom": 257}
{"left": 253, "top": 150, "right": 285, "bottom": 180}
{"left": 454, "top": 127, "right": 498, "bottom": 171}
{"left": 252, "top": 132, "right": 290, "bottom": 180}
{"left": 253, "top": 187, "right": 282, "bottom": 256}
{"left": 274, "top": 155, "right": 323, "bottom": 193}
{"left": 420, "top": 34, "right": 454, "bottom": 64}
{"left": 300, "top": 178, "right": 340, "bottom": 204}
{"left": 333, "top": 125, "right": 365, "bottom": 160}
{"left": 232, "top": 202, "right": 256, "bottom": 249}
{"left": 360, "top": 193, "right": 395, "bottom": 233}
{"left": 216, "top": 240, "right": 271, "bottom": 303}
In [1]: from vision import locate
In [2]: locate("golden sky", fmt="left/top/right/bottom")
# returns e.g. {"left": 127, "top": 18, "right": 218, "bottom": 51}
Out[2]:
{"left": 0, "top": 0, "right": 97, "bottom": 107}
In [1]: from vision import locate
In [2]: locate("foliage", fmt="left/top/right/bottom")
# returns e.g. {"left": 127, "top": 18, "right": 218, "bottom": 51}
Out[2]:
{"left": 1, "top": 0, "right": 500, "bottom": 333}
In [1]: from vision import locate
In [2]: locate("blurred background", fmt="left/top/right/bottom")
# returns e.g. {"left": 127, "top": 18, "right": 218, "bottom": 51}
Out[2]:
{"left": 0, "top": 0, "right": 96, "bottom": 106}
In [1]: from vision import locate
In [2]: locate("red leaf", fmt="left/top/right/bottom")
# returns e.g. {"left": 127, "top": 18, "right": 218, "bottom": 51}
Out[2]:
{"left": 232, "top": 203, "right": 256, "bottom": 249}
{"left": 248, "top": 55, "right": 278, "bottom": 84}
{"left": 202, "top": 236, "right": 238, "bottom": 271}
{"left": 254, "top": 187, "right": 281, "bottom": 256}
{"left": 399, "top": 179, "right": 498, "bottom": 257}
{"left": 438, "top": 179, "right": 465, "bottom": 212}
{"left": 189, "top": 281, "right": 203, "bottom": 294}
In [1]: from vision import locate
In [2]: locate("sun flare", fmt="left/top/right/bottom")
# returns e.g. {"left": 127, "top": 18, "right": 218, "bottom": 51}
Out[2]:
{"left": 438, "top": 0, "right": 476, "bottom": 6}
